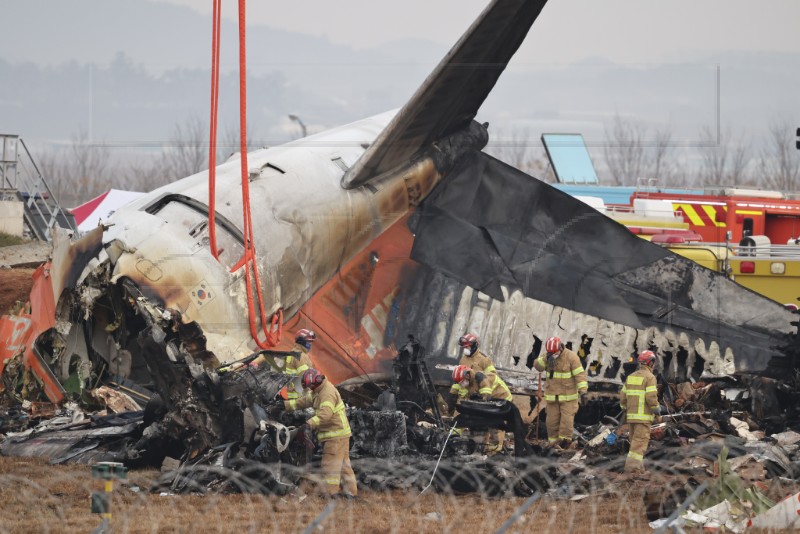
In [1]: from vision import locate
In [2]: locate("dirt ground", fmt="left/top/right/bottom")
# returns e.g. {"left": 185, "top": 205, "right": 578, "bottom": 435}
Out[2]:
{"left": 0, "top": 268, "right": 35, "bottom": 315}
{"left": 0, "top": 456, "right": 655, "bottom": 534}
{"left": 1, "top": 456, "right": 797, "bottom": 533}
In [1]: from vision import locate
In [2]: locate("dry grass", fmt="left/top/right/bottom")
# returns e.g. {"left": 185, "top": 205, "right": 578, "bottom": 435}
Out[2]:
{"left": 0, "top": 268, "right": 34, "bottom": 314}
{"left": 0, "top": 456, "right": 663, "bottom": 534}
{"left": 2, "top": 456, "right": 799, "bottom": 533}
{"left": 0, "top": 232, "right": 27, "bottom": 248}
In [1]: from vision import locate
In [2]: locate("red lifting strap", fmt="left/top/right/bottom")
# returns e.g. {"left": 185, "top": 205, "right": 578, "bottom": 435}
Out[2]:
{"left": 207, "top": 0, "right": 282, "bottom": 348}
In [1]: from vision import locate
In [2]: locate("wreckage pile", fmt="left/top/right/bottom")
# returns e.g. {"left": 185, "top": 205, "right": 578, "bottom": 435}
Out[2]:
{"left": 2, "top": 320, "right": 800, "bottom": 531}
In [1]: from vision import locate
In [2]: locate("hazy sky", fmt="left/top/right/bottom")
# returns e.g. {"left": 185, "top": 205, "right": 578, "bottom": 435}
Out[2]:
{"left": 158, "top": 0, "right": 800, "bottom": 65}
{"left": 2, "top": 0, "right": 798, "bottom": 150}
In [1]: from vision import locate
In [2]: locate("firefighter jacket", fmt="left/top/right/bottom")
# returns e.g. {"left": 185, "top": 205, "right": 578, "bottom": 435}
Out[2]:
{"left": 459, "top": 349, "right": 497, "bottom": 374}
{"left": 533, "top": 348, "right": 588, "bottom": 402}
{"left": 620, "top": 366, "right": 659, "bottom": 423}
{"left": 284, "top": 344, "right": 313, "bottom": 401}
{"left": 285, "top": 378, "right": 351, "bottom": 442}
{"left": 285, "top": 344, "right": 312, "bottom": 376}
{"left": 450, "top": 372, "right": 513, "bottom": 402}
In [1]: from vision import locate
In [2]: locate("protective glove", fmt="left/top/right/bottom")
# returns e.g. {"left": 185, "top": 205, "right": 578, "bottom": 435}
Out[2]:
{"left": 651, "top": 405, "right": 662, "bottom": 416}
{"left": 579, "top": 393, "right": 588, "bottom": 407}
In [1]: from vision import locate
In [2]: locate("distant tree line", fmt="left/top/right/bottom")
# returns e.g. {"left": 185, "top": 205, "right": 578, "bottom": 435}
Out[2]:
{"left": 38, "top": 117, "right": 255, "bottom": 207}
{"left": 600, "top": 115, "right": 799, "bottom": 191}
{"left": 34, "top": 115, "right": 800, "bottom": 208}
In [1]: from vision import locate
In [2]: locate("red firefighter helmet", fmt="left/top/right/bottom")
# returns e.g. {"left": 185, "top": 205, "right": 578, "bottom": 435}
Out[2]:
{"left": 458, "top": 333, "right": 479, "bottom": 349}
{"left": 301, "top": 368, "right": 325, "bottom": 390}
{"left": 638, "top": 350, "right": 656, "bottom": 367}
{"left": 295, "top": 328, "right": 317, "bottom": 344}
{"left": 452, "top": 365, "right": 470, "bottom": 383}
{"left": 545, "top": 336, "right": 562, "bottom": 355}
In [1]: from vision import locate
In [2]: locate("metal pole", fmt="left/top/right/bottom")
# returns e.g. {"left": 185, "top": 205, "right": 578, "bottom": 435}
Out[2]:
{"left": 288, "top": 114, "right": 307, "bottom": 138}
{"left": 418, "top": 420, "right": 458, "bottom": 496}
{"left": 494, "top": 491, "right": 541, "bottom": 534}
{"left": 302, "top": 502, "right": 336, "bottom": 534}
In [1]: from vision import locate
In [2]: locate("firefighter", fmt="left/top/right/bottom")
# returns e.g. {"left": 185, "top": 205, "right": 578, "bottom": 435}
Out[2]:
{"left": 450, "top": 365, "right": 512, "bottom": 404}
{"left": 449, "top": 364, "right": 513, "bottom": 453}
{"left": 533, "top": 336, "right": 588, "bottom": 449}
{"left": 620, "top": 350, "right": 661, "bottom": 473}
{"left": 286, "top": 368, "right": 358, "bottom": 498}
{"left": 284, "top": 329, "right": 315, "bottom": 405}
{"left": 458, "top": 333, "right": 497, "bottom": 374}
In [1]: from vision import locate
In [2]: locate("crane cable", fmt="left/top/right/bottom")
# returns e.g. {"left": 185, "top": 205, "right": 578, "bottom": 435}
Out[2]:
{"left": 207, "top": 0, "right": 282, "bottom": 349}
{"left": 208, "top": 0, "right": 221, "bottom": 260}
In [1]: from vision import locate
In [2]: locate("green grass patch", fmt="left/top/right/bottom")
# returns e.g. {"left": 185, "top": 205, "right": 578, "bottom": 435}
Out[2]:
{"left": 0, "top": 231, "right": 26, "bottom": 247}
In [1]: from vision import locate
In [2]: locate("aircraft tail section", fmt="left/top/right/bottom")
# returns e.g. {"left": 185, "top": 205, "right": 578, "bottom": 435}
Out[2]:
{"left": 341, "top": 0, "right": 550, "bottom": 189}
{"left": 409, "top": 150, "right": 797, "bottom": 375}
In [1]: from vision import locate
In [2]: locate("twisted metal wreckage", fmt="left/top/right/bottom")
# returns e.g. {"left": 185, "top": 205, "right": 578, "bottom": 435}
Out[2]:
{"left": 2, "top": 0, "right": 800, "bottom": 496}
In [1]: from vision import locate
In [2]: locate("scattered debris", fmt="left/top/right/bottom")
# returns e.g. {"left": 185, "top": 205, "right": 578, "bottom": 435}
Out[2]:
{"left": 748, "top": 491, "right": 800, "bottom": 529}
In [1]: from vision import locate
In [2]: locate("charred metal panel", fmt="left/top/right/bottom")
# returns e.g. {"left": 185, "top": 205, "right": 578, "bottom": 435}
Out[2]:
{"left": 348, "top": 409, "right": 408, "bottom": 457}
{"left": 406, "top": 150, "right": 796, "bottom": 377}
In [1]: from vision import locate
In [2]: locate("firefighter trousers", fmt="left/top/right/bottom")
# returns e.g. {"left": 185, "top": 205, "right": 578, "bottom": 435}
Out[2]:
{"left": 321, "top": 436, "right": 358, "bottom": 496}
{"left": 484, "top": 430, "right": 505, "bottom": 453}
{"left": 625, "top": 422, "right": 650, "bottom": 472}
{"left": 545, "top": 399, "right": 578, "bottom": 443}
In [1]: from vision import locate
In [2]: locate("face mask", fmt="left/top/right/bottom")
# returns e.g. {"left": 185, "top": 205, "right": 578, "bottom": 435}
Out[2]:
{"left": 462, "top": 347, "right": 472, "bottom": 356}
{"left": 460, "top": 379, "right": 469, "bottom": 388}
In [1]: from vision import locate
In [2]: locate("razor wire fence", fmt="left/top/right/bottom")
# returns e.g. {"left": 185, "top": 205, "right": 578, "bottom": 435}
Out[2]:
{"left": 2, "top": 446, "right": 798, "bottom": 534}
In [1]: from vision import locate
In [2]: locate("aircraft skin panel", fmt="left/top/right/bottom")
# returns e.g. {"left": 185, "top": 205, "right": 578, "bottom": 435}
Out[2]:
{"left": 281, "top": 208, "right": 785, "bottom": 388}
{"left": 408, "top": 150, "right": 796, "bottom": 376}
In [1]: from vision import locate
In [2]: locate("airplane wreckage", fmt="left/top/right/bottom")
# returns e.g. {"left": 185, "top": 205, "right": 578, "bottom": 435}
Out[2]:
{"left": 2, "top": 0, "right": 800, "bottom": 497}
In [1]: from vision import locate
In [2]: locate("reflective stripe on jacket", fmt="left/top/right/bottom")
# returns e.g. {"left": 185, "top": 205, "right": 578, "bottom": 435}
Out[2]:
{"left": 451, "top": 372, "right": 512, "bottom": 402}
{"left": 533, "top": 348, "right": 587, "bottom": 402}
{"left": 286, "top": 378, "right": 351, "bottom": 442}
{"left": 285, "top": 344, "right": 312, "bottom": 376}
{"left": 285, "top": 344, "right": 313, "bottom": 400}
{"left": 620, "top": 367, "right": 658, "bottom": 422}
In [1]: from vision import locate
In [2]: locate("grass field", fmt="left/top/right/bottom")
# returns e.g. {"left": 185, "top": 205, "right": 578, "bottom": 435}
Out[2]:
{"left": 0, "top": 456, "right": 666, "bottom": 533}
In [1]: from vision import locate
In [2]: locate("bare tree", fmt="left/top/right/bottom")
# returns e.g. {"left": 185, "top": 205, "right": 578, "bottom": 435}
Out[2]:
{"left": 218, "top": 123, "right": 256, "bottom": 163}
{"left": 37, "top": 147, "right": 69, "bottom": 203}
{"left": 484, "top": 127, "right": 555, "bottom": 181}
{"left": 651, "top": 126, "right": 675, "bottom": 183}
{"left": 37, "top": 130, "right": 113, "bottom": 206}
{"left": 486, "top": 127, "right": 534, "bottom": 171}
{"left": 524, "top": 151, "right": 557, "bottom": 183}
{"left": 728, "top": 133, "right": 751, "bottom": 187}
{"left": 697, "top": 125, "right": 755, "bottom": 188}
{"left": 698, "top": 125, "right": 728, "bottom": 186}
{"left": 758, "top": 119, "right": 800, "bottom": 192}
{"left": 162, "top": 116, "right": 208, "bottom": 181}
{"left": 119, "top": 156, "right": 169, "bottom": 193}
{"left": 603, "top": 115, "right": 648, "bottom": 186}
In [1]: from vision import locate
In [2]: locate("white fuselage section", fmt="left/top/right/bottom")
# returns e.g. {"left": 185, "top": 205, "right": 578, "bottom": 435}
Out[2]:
{"left": 100, "top": 110, "right": 442, "bottom": 361}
